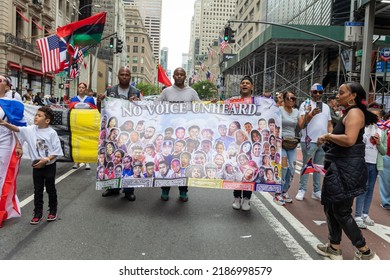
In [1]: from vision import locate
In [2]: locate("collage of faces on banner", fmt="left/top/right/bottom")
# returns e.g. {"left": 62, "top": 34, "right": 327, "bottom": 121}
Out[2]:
{"left": 96, "top": 100, "right": 282, "bottom": 192}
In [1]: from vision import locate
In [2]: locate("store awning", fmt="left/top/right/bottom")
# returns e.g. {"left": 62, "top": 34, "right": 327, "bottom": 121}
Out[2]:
{"left": 23, "top": 66, "right": 43, "bottom": 76}
{"left": 7, "top": 61, "right": 21, "bottom": 70}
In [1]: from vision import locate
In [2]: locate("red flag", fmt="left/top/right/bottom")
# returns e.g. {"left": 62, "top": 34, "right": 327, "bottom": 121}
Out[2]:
{"left": 157, "top": 64, "right": 172, "bottom": 87}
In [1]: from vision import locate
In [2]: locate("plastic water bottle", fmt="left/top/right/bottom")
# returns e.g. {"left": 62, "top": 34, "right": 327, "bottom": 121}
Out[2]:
{"left": 305, "top": 98, "right": 310, "bottom": 112}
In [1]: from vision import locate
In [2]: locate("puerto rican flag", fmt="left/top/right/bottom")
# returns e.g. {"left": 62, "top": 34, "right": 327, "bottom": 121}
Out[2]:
{"left": 0, "top": 137, "right": 21, "bottom": 227}
{"left": 301, "top": 158, "right": 326, "bottom": 176}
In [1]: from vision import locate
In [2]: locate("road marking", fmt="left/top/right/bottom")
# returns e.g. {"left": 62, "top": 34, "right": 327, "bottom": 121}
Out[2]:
{"left": 313, "top": 220, "right": 327, "bottom": 226}
{"left": 19, "top": 164, "right": 84, "bottom": 208}
{"left": 251, "top": 193, "right": 322, "bottom": 260}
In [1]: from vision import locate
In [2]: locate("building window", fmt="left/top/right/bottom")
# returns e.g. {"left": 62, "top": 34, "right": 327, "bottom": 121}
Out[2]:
{"left": 142, "top": 38, "right": 145, "bottom": 43}
{"left": 133, "top": 46, "right": 138, "bottom": 53}
{"left": 134, "top": 36, "right": 138, "bottom": 43}
{"left": 141, "top": 46, "right": 145, "bottom": 53}
{"left": 132, "top": 66, "right": 137, "bottom": 73}
{"left": 133, "top": 56, "right": 138, "bottom": 63}
{"left": 141, "top": 67, "right": 144, "bottom": 74}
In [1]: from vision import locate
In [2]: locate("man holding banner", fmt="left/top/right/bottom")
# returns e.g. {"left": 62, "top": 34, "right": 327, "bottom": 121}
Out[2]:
{"left": 157, "top": 67, "right": 201, "bottom": 202}
{"left": 97, "top": 67, "right": 141, "bottom": 201}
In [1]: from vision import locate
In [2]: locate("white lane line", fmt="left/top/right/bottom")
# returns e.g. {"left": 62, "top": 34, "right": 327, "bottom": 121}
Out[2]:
{"left": 19, "top": 164, "right": 84, "bottom": 208}
{"left": 251, "top": 194, "right": 316, "bottom": 260}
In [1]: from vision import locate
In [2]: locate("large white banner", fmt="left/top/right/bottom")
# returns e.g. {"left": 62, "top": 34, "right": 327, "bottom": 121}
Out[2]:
{"left": 96, "top": 98, "right": 282, "bottom": 192}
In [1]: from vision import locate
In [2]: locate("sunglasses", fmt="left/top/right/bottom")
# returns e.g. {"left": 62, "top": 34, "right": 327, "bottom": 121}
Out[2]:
{"left": 286, "top": 96, "right": 297, "bottom": 101}
{"left": 312, "top": 90, "right": 323, "bottom": 95}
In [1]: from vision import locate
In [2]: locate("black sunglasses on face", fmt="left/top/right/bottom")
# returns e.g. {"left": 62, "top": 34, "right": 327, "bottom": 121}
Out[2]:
{"left": 312, "top": 90, "right": 323, "bottom": 95}
{"left": 286, "top": 96, "right": 296, "bottom": 101}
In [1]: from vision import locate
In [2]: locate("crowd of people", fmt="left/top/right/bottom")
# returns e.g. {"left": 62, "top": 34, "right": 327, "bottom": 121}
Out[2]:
{"left": 1, "top": 68, "right": 389, "bottom": 261}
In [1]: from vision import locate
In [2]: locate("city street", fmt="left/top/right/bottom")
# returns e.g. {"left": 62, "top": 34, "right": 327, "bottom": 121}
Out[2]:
{"left": 1, "top": 150, "right": 389, "bottom": 261}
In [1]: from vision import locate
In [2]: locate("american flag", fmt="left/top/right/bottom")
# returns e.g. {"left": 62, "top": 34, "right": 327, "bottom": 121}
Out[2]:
{"left": 36, "top": 34, "right": 60, "bottom": 73}
{"left": 219, "top": 37, "right": 228, "bottom": 53}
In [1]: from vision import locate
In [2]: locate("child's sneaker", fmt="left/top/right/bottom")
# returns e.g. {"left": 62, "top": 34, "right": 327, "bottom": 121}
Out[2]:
{"left": 47, "top": 209, "right": 57, "bottom": 222}
{"left": 30, "top": 210, "right": 43, "bottom": 225}
{"left": 282, "top": 192, "right": 293, "bottom": 203}
{"left": 273, "top": 194, "right": 286, "bottom": 206}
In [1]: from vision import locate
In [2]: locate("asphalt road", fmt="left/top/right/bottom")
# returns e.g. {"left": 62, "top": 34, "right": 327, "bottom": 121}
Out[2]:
{"left": 1, "top": 157, "right": 389, "bottom": 261}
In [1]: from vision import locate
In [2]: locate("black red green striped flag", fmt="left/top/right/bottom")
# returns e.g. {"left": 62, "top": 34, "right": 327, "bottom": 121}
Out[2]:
{"left": 56, "top": 12, "right": 106, "bottom": 47}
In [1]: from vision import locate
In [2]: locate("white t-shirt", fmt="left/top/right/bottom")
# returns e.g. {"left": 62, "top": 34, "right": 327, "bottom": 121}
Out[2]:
{"left": 363, "top": 125, "right": 381, "bottom": 164}
{"left": 5, "top": 90, "right": 22, "bottom": 102}
{"left": 299, "top": 100, "right": 331, "bottom": 143}
{"left": 17, "top": 125, "right": 63, "bottom": 164}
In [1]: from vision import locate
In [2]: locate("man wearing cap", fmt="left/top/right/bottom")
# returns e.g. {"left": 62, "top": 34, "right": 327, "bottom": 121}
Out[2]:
{"left": 157, "top": 67, "right": 201, "bottom": 202}
{"left": 143, "top": 162, "right": 156, "bottom": 178}
{"left": 130, "top": 161, "right": 143, "bottom": 178}
{"left": 296, "top": 83, "right": 332, "bottom": 202}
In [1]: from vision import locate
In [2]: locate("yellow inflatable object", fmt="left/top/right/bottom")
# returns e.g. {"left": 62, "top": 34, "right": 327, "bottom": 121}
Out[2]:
{"left": 69, "top": 109, "right": 100, "bottom": 163}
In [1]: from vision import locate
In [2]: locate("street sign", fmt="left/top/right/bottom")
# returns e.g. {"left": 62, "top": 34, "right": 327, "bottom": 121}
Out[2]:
{"left": 380, "top": 48, "right": 390, "bottom": 62}
{"left": 344, "top": 21, "right": 364, "bottom": 42}
{"left": 375, "top": 61, "right": 390, "bottom": 73}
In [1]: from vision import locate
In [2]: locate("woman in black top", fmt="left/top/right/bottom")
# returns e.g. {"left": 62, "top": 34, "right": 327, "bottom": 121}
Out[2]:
{"left": 316, "top": 82, "right": 379, "bottom": 260}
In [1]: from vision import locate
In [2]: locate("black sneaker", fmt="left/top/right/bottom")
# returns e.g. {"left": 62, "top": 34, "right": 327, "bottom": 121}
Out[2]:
{"left": 124, "top": 192, "right": 136, "bottom": 201}
{"left": 30, "top": 210, "right": 43, "bottom": 225}
{"left": 47, "top": 209, "right": 57, "bottom": 222}
{"left": 102, "top": 188, "right": 120, "bottom": 197}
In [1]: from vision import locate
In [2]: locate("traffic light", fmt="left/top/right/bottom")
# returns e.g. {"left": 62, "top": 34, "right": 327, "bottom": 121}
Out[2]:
{"left": 109, "top": 37, "right": 115, "bottom": 48}
{"left": 223, "top": 26, "right": 236, "bottom": 43}
{"left": 229, "top": 28, "right": 236, "bottom": 44}
{"left": 223, "top": 27, "right": 230, "bottom": 42}
{"left": 116, "top": 38, "right": 123, "bottom": 53}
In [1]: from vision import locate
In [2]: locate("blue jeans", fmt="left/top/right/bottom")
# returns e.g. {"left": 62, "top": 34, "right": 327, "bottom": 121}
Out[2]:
{"left": 379, "top": 155, "right": 390, "bottom": 207}
{"left": 298, "top": 142, "right": 324, "bottom": 193}
{"left": 281, "top": 147, "right": 297, "bottom": 193}
{"left": 355, "top": 163, "right": 377, "bottom": 217}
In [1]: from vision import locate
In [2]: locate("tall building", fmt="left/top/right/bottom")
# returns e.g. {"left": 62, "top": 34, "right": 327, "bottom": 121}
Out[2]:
{"left": 160, "top": 47, "right": 168, "bottom": 71}
{"left": 123, "top": 0, "right": 162, "bottom": 62}
{"left": 125, "top": 6, "right": 155, "bottom": 84}
{"left": 188, "top": 0, "right": 236, "bottom": 81}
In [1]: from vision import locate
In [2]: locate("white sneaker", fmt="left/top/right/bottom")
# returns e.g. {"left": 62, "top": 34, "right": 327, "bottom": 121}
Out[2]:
{"left": 72, "top": 163, "right": 78, "bottom": 169}
{"left": 295, "top": 190, "right": 305, "bottom": 201}
{"left": 85, "top": 163, "right": 91, "bottom": 170}
{"left": 241, "top": 198, "right": 251, "bottom": 211}
{"left": 363, "top": 215, "right": 375, "bottom": 226}
{"left": 311, "top": 191, "right": 321, "bottom": 201}
{"left": 282, "top": 192, "right": 293, "bottom": 203}
{"left": 355, "top": 217, "right": 367, "bottom": 229}
{"left": 232, "top": 197, "right": 241, "bottom": 210}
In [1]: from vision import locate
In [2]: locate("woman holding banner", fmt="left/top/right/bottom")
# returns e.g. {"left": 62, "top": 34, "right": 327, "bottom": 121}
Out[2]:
{"left": 0, "top": 74, "right": 24, "bottom": 227}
